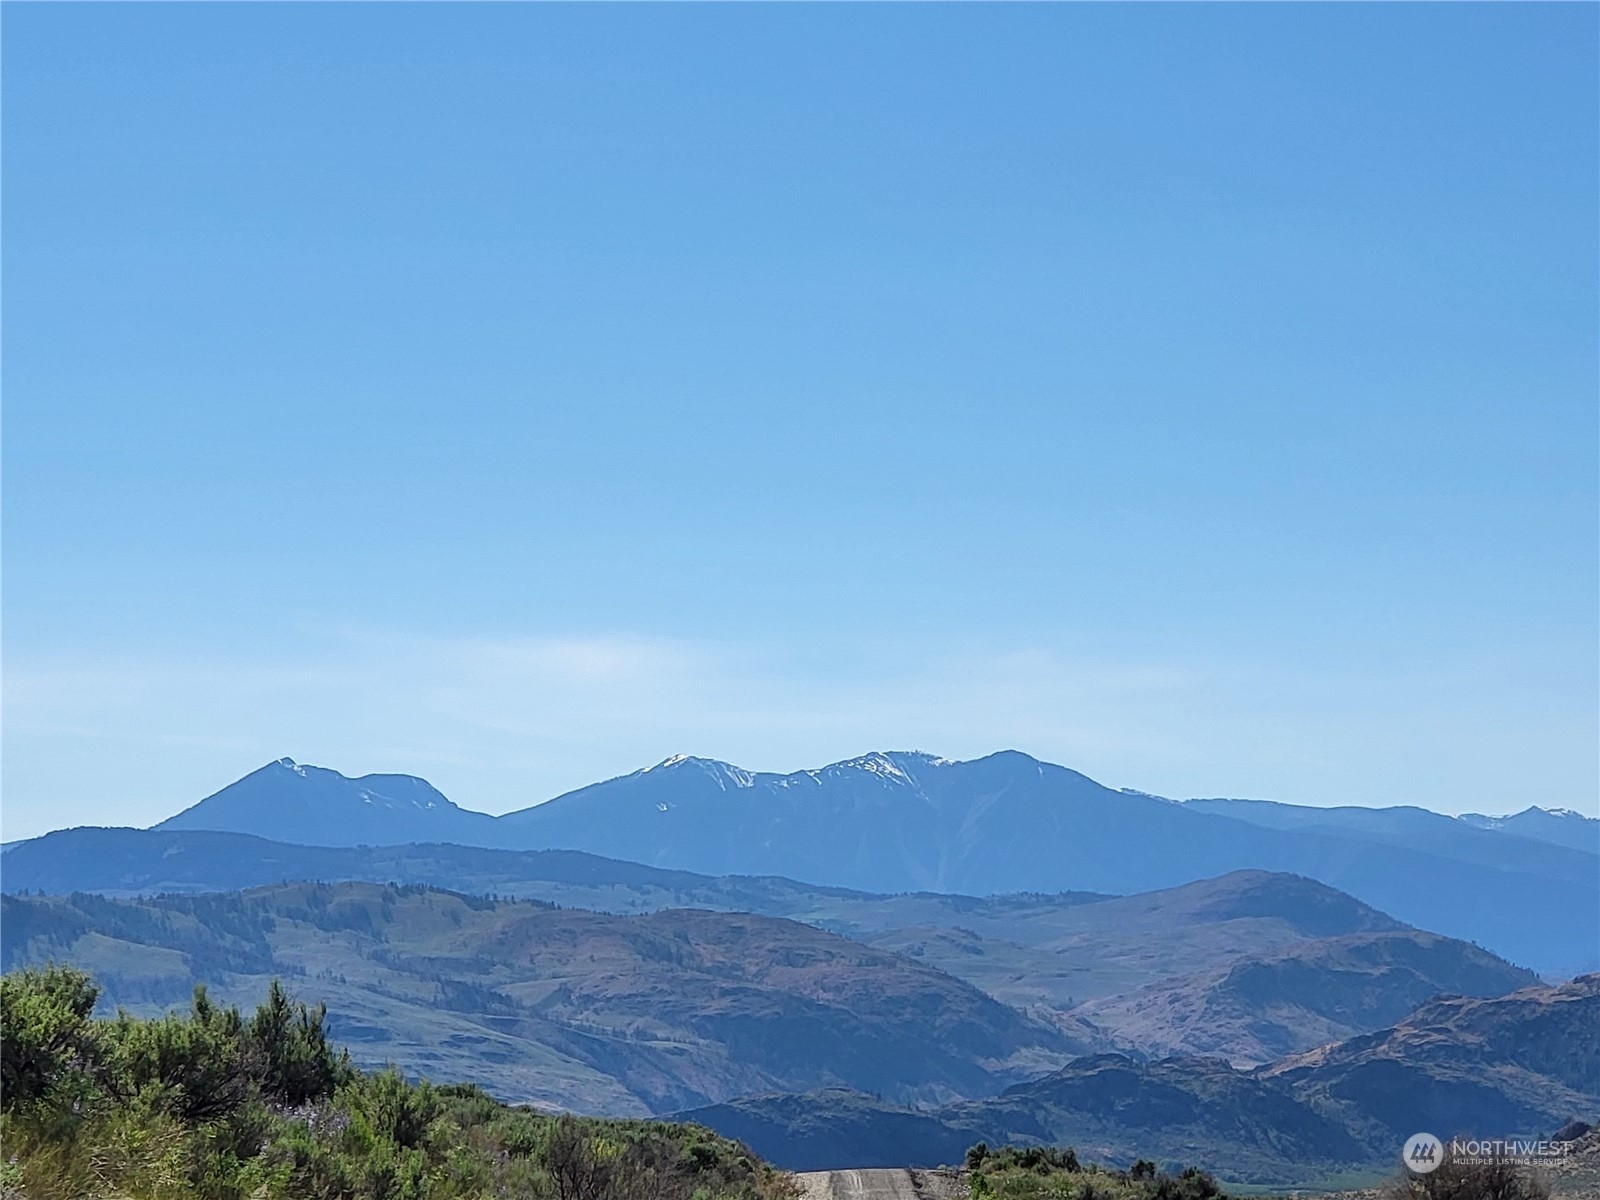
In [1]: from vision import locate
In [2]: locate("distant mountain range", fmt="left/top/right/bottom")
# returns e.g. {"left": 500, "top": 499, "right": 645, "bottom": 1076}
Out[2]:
{"left": 4, "top": 847, "right": 1584, "bottom": 1185}
{"left": 0, "top": 856, "right": 1540, "bottom": 1073}
{"left": 1184, "top": 794, "right": 1599, "bottom": 856}
{"left": 10, "top": 751, "right": 1591, "bottom": 1186}
{"left": 678, "top": 975, "right": 1600, "bottom": 1183}
{"left": 158, "top": 752, "right": 1600, "bottom": 861}
{"left": 36, "top": 750, "right": 1599, "bottom": 977}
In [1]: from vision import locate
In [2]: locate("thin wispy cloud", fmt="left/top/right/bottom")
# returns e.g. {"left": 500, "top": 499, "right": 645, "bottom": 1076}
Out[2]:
{"left": 4, "top": 624, "right": 1590, "bottom": 840}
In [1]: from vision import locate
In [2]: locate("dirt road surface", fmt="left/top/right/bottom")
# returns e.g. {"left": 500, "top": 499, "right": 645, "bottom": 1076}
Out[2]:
{"left": 795, "top": 1169, "right": 967, "bottom": 1200}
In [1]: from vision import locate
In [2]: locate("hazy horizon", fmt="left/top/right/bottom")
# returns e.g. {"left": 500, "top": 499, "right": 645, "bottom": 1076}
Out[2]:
{"left": 6, "top": 746, "right": 1594, "bottom": 845}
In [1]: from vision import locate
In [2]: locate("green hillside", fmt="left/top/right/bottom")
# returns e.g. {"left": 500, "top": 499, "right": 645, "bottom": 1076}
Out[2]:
{"left": 0, "top": 965, "right": 797, "bottom": 1200}
{"left": 0, "top": 883, "right": 1083, "bottom": 1115}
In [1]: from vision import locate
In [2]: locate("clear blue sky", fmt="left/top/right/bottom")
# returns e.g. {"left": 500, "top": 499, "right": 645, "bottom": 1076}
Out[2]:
{"left": 4, "top": 3, "right": 1596, "bottom": 838}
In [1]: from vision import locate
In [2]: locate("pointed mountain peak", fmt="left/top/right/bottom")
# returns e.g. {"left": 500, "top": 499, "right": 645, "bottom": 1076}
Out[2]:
{"left": 977, "top": 748, "right": 1047, "bottom": 770}
{"left": 152, "top": 759, "right": 489, "bottom": 847}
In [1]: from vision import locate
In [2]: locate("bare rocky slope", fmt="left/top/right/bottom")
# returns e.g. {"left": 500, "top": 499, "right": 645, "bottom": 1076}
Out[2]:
{"left": 1072, "top": 929, "right": 1540, "bottom": 1064}
{"left": 678, "top": 976, "right": 1600, "bottom": 1185}
{"left": 0, "top": 882, "right": 1087, "bottom": 1114}
{"left": 1260, "top": 973, "right": 1600, "bottom": 1146}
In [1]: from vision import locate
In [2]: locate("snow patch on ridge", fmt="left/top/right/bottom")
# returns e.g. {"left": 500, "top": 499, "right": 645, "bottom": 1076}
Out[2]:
{"left": 641, "top": 755, "right": 755, "bottom": 790}
{"left": 841, "top": 752, "right": 911, "bottom": 782}
{"left": 1462, "top": 806, "right": 1596, "bottom": 824}
{"left": 807, "top": 751, "right": 923, "bottom": 787}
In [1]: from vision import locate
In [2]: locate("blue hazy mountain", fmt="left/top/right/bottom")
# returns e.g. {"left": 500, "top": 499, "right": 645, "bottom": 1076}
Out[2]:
{"left": 1457, "top": 805, "right": 1600, "bottom": 854}
{"left": 1184, "top": 795, "right": 1600, "bottom": 858}
{"left": 101, "top": 750, "right": 1600, "bottom": 976}
{"left": 490, "top": 751, "right": 1596, "bottom": 976}
{"left": 497, "top": 751, "right": 1590, "bottom": 890}
{"left": 154, "top": 758, "right": 501, "bottom": 846}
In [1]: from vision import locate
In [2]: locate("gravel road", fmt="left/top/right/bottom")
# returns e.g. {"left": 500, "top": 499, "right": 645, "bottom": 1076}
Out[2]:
{"left": 795, "top": 1169, "right": 967, "bottom": 1200}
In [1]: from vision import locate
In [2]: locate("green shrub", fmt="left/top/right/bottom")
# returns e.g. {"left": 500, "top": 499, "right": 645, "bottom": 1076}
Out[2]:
{"left": 246, "top": 979, "right": 350, "bottom": 1107}
{"left": 1384, "top": 1156, "right": 1550, "bottom": 1200}
{"left": 965, "top": 1141, "right": 1227, "bottom": 1200}
{"left": 0, "top": 964, "right": 100, "bottom": 1115}
{"left": 1, "top": 966, "right": 799, "bottom": 1200}
{"left": 100, "top": 996, "right": 250, "bottom": 1122}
